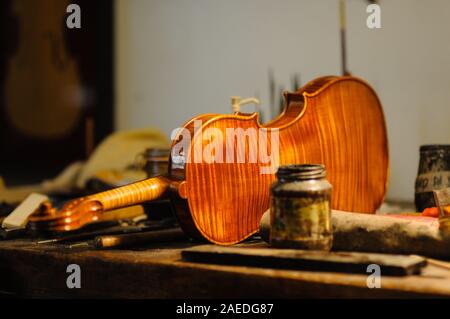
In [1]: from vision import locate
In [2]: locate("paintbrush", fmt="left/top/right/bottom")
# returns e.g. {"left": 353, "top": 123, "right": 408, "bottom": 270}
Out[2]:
{"left": 37, "top": 217, "right": 177, "bottom": 244}
{"left": 66, "top": 227, "right": 186, "bottom": 249}
{"left": 94, "top": 227, "right": 186, "bottom": 249}
{"left": 37, "top": 224, "right": 152, "bottom": 244}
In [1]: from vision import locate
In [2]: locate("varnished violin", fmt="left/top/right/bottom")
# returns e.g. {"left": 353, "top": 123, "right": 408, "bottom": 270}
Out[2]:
{"left": 29, "top": 76, "right": 389, "bottom": 245}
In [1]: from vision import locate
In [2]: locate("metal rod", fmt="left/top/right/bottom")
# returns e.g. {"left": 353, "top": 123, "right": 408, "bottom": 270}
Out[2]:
{"left": 339, "top": 0, "right": 348, "bottom": 75}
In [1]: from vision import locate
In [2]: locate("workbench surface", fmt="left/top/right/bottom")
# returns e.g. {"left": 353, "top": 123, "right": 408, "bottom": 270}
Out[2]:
{"left": 0, "top": 239, "right": 450, "bottom": 298}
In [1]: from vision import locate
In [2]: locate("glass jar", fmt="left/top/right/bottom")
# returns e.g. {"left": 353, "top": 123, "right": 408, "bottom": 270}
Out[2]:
{"left": 270, "top": 164, "right": 333, "bottom": 250}
{"left": 415, "top": 145, "right": 450, "bottom": 212}
{"left": 136, "top": 148, "right": 170, "bottom": 178}
{"left": 136, "top": 148, "right": 173, "bottom": 220}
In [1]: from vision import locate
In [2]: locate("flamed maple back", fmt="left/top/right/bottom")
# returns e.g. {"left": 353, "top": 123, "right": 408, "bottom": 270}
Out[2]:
{"left": 171, "top": 76, "right": 388, "bottom": 244}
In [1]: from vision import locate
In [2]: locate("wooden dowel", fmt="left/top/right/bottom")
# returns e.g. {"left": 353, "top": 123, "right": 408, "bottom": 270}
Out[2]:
{"left": 94, "top": 228, "right": 186, "bottom": 249}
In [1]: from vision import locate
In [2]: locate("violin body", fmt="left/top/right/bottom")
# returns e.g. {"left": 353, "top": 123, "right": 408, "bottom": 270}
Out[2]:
{"left": 170, "top": 76, "right": 388, "bottom": 244}
{"left": 30, "top": 76, "right": 388, "bottom": 245}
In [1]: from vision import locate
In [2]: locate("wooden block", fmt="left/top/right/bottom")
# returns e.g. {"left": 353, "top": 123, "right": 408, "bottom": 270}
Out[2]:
{"left": 182, "top": 245, "right": 427, "bottom": 276}
{"left": 2, "top": 193, "right": 48, "bottom": 229}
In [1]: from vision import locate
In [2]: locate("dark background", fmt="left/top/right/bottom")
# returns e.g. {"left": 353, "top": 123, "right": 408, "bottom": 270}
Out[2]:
{"left": 0, "top": 0, "right": 114, "bottom": 185}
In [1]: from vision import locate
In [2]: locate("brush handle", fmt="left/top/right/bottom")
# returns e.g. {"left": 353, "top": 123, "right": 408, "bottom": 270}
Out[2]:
{"left": 94, "top": 228, "right": 186, "bottom": 249}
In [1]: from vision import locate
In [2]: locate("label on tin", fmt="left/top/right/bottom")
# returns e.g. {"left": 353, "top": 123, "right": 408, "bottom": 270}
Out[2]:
{"left": 415, "top": 171, "right": 450, "bottom": 193}
{"left": 270, "top": 197, "right": 332, "bottom": 242}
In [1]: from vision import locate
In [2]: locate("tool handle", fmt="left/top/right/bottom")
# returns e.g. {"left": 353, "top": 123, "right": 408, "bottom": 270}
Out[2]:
{"left": 94, "top": 228, "right": 186, "bottom": 249}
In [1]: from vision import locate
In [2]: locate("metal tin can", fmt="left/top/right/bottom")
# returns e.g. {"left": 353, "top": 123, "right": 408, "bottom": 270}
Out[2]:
{"left": 415, "top": 145, "right": 450, "bottom": 212}
{"left": 136, "top": 148, "right": 173, "bottom": 220}
{"left": 270, "top": 164, "right": 333, "bottom": 250}
{"left": 136, "top": 148, "right": 170, "bottom": 178}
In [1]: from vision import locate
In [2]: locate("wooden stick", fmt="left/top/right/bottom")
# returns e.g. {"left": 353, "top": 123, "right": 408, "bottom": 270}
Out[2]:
{"left": 260, "top": 210, "right": 450, "bottom": 260}
{"left": 94, "top": 228, "right": 186, "bottom": 249}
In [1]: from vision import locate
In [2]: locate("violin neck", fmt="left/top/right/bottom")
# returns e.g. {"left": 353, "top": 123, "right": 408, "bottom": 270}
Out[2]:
{"left": 87, "top": 176, "right": 171, "bottom": 211}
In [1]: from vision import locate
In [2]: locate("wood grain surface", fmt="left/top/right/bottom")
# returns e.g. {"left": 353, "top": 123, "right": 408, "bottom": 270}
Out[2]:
{"left": 0, "top": 239, "right": 449, "bottom": 298}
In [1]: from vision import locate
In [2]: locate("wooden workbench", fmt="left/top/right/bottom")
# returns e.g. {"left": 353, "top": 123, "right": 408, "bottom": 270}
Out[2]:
{"left": 0, "top": 239, "right": 450, "bottom": 298}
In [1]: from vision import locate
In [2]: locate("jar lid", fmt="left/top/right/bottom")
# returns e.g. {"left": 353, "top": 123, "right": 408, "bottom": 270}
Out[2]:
{"left": 276, "top": 164, "right": 326, "bottom": 181}
{"left": 144, "top": 148, "right": 170, "bottom": 157}
{"left": 420, "top": 145, "right": 450, "bottom": 152}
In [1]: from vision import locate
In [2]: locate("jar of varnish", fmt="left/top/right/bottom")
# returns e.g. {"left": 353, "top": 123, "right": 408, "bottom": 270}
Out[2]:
{"left": 415, "top": 145, "right": 450, "bottom": 212}
{"left": 136, "top": 148, "right": 173, "bottom": 220}
{"left": 270, "top": 164, "right": 333, "bottom": 250}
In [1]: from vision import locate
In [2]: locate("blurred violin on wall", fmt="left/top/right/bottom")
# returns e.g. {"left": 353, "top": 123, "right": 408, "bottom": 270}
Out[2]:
{"left": 30, "top": 76, "right": 389, "bottom": 245}
{"left": 4, "top": 0, "right": 82, "bottom": 139}
{"left": 0, "top": 0, "right": 114, "bottom": 181}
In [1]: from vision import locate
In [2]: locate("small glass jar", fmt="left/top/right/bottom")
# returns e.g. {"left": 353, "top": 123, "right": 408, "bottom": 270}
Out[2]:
{"left": 135, "top": 148, "right": 173, "bottom": 220}
{"left": 415, "top": 145, "right": 450, "bottom": 212}
{"left": 270, "top": 164, "right": 333, "bottom": 250}
{"left": 136, "top": 148, "right": 170, "bottom": 177}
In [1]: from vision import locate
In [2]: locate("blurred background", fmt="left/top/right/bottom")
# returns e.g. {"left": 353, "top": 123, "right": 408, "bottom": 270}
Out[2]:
{"left": 1, "top": 0, "right": 450, "bottom": 203}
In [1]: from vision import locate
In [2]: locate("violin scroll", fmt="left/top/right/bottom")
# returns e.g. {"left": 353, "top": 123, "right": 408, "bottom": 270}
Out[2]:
{"left": 29, "top": 176, "right": 173, "bottom": 232}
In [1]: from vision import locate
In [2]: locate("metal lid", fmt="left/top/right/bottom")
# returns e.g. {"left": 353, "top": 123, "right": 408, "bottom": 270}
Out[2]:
{"left": 276, "top": 164, "right": 326, "bottom": 181}
{"left": 420, "top": 145, "right": 450, "bottom": 153}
